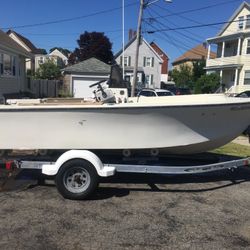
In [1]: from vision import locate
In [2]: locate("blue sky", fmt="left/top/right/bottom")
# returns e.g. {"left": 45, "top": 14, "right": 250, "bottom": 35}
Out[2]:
{"left": 0, "top": 0, "right": 246, "bottom": 67}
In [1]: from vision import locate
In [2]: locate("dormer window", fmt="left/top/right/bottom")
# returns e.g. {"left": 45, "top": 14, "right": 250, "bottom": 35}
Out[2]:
{"left": 238, "top": 16, "right": 244, "bottom": 30}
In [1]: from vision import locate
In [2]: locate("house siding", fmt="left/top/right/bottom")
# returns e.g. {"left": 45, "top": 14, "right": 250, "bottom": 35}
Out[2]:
{"left": 0, "top": 53, "right": 26, "bottom": 96}
{"left": 115, "top": 39, "right": 162, "bottom": 88}
{"left": 206, "top": 4, "right": 250, "bottom": 93}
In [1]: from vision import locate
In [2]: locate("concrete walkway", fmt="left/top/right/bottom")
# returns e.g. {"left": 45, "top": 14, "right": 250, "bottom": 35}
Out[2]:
{"left": 232, "top": 135, "right": 250, "bottom": 146}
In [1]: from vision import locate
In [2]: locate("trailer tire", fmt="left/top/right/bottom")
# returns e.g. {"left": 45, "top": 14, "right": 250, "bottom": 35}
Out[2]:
{"left": 56, "top": 159, "right": 99, "bottom": 200}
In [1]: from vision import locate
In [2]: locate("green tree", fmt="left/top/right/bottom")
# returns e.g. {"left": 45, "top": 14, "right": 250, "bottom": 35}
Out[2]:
{"left": 195, "top": 73, "right": 221, "bottom": 94}
{"left": 69, "top": 31, "right": 114, "bottom": 65}
{"left": 171, "top": 64, "right": 193, "bottom": 88}
{"left": 192, "top": 59, "right": 206, "bottom": 82}
{"left": 35, "top": 60, "right": 61, "bottom": 80}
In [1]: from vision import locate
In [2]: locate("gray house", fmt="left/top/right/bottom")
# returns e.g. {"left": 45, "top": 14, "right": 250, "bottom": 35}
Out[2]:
{"left": 0, "top": 29, "right": 32, "bottom": 98}
{"left": 62, "top": 57, "right": 111, "bottom": 98}
{"left": 115, "top": 36, "right": 163, "bottom": 89}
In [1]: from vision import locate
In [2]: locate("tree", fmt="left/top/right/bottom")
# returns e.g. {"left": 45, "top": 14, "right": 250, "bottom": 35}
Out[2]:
{"left": 171, "top": 64, "right": 193, "bottom": 88}
{"left": 195, "top": 73, "right": 221, "bottom": 94}
{"left": 69, "top": 31, "right": 114, "bottom": 65}
{"left": 49, "top": 47, "right": 71, "bottom": 56}
{"left": 192, "top": 59, "right": 206, "bottom": 82}
{"left": 35, "top": 60, "right": 61, "bottom": 80}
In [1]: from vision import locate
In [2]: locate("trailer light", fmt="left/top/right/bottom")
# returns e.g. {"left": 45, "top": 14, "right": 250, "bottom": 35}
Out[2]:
{"left": 244, "top": 160, "right": 250, "bottom": 166}
{"left": 5, "top": 161, "right": 14, "bottom": 171}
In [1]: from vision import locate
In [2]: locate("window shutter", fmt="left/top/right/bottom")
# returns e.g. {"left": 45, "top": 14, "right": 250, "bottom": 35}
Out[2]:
{"left": 151, "top": 75, "right": 154, "bottom": 85}
{"left": 128, "top": 56, "right": 131, "bottom": 66}
{"left": 151, "top": 57, "right": 154, "bottom": 67}
{"left": 120, "top": 56, "right": 122, "bottom": 66}
{"left": 143, "top": 57, "right": 146, "bottom": 67}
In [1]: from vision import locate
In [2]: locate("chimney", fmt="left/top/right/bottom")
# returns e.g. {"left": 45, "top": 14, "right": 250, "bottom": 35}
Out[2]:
{"left": 129, "top": 29, "right": 136, "bottom": 40}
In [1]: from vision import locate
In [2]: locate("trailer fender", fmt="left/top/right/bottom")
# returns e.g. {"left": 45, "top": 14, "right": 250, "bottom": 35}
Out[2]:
{"left": 42, "top": 150, "right": 115, "bottom": 177}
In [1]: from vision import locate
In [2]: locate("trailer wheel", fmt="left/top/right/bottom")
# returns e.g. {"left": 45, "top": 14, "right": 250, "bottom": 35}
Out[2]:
{"left": 56, "top": 159, "right": 99, "bottom": 200}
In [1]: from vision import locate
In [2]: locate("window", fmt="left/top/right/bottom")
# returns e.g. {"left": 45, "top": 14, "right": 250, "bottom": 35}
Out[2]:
{"left": 244, "top": 70, "right": 250, "bottom": 85}
{"left": 145, "top": 74, "right": 154, "bottom": 85}
{"left": 246, "top": 40, "right": 250, "bottom": 54}
{"left": 238, "top": 16, "right": 244, "bottom": 30}
{"left": 0, "top": 54, "right": 3, "bottom": 75}
{"left": 38, "top": 57, "right": 44, "bottom": 64}
{"left": 0, "top": 54, "right": 16, "bottom": 77}
{"left": 246, "top": 15, "right": 250, "bottom": 29}
{"left": 120, "top": 56, "right": 131, "bottom": 67}
{"left": 143, "top": 57, "right": 154, "bottom": 67}
{"left": 124, "top": 56, "right": 130, "bottom": 67}
{"left": 139, "top": 90, "right": 156, "bottom": 97}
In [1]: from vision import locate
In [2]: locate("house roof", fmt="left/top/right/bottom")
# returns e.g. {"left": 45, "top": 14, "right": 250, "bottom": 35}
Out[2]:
{"left": 62, "top": 57, "right": 111, "bottom": 74}
{"left": 150, "top": 42, "right": 169, "bottom": 59}
{"left": 49, "top": 49, "right": 68, "bottom": 60}
{"left": 217, "top": 1, "right": 250, "bottom": 36}
{"left": 172, "top": 44, "right": 216, "bottom": 65}
{"left": 0, "top": 29, "right": 32, "bottom": 57}
{"left": 6, "top": 30, "right": 46, "bottom": 54}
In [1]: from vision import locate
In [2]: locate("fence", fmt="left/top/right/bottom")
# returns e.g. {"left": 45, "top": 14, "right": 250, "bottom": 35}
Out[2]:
{"left": 28, "top": 79, "right": 62, "bottom": 98}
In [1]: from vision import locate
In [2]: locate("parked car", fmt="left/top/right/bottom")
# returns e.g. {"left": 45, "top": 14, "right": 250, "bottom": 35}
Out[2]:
{"left": 161, "top": 84, "right": 191, "bottom": 95}
{"left": 235, "top": 91, "right": 250, "bottom": 97}
{"left": 137, "top": 88, "right": 174, "bottom": 97}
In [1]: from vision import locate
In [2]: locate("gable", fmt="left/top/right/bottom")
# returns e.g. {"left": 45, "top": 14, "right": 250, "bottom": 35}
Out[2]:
{"left": 115, "top": 37, "right": 162, "bottom": 63}
{"left": 219, "top": 2, "right": 250, "bottom": 36}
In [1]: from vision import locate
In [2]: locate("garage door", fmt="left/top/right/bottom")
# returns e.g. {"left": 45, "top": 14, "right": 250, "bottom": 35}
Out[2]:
{"left": 73, "top": 78, "right": 97, "bottom": 98}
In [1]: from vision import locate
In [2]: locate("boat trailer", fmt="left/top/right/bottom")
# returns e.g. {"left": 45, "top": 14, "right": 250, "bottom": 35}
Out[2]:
{"left": 0, "top": 150, "right": 250, "bottom": 200}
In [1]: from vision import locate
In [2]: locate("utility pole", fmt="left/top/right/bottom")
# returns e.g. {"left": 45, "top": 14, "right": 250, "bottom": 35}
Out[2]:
{"left": 131, "top": 0, "right": 144, "bottom": 97}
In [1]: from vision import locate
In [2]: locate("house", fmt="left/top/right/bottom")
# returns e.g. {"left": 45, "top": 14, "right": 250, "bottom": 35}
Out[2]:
{"left": 7, "top": 30, "right": 66, "bottom": 72}
{"left": 172, "top": 44, "right": 216, "bottom": 71}
{"left": 34, "top": 53, "right": 64, "bottom": 71}
{"left": 0, "top": 29, "right": 32, "bottom": 98}
{"left": 49, "top": 49, "right": 69, "bottom": 66}
{"left": 115, "top": 36, "right": 168, "bottom": 89}
{"left": 7, "top": 30, "right": 45, "bottom": 72}
{"left": 62, "top": 57, "right": 111, "bottom": 98}
{"left": 206, "top": 1, "right": 250, "bottom": 93}
{"left": 150, "top": 42, "right": 169, "bottom": 82}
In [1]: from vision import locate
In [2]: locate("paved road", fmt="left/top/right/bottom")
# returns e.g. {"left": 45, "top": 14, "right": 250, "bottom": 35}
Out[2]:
{"left": 1, "top": 168, "right": 250, "bottom": 250}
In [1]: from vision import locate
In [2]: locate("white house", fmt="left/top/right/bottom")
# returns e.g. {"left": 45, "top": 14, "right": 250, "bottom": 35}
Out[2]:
{"left": 206, "top": 1, "right": 250, "bottom": 94}
{"left": 115, "top": 37, "right": 165, "bottom": 89}
{"left": 49, "top": 49, "right": 68, "bottom": 65}
{"left": 0, "top": 29, "right": 32, "bottom": 98}
{"left": 7, "top": 30, "right": 67, "bottom": 72}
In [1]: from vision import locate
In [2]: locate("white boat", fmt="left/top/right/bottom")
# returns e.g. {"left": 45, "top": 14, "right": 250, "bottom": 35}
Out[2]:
{"left": 0, "top": 92, "right": 249, "bottom": 154}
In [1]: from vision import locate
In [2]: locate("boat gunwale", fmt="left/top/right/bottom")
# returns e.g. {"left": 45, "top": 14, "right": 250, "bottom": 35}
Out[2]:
{"left": 0, "top": 101, "right": 250, "bottom": 112}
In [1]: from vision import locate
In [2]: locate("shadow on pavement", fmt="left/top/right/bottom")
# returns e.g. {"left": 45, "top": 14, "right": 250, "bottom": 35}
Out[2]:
{"left": 1, "top": 167, "right": 250, "bottom": 200}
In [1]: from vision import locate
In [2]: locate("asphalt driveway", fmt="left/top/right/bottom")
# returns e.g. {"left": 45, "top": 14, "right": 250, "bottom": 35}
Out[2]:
{"left": 1, "top": 167, "right": 250, "bottom": 250}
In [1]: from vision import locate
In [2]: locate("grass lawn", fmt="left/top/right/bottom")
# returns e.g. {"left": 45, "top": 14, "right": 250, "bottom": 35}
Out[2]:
{"left": 211, "top": 142, "right": 250, "bottom": 158}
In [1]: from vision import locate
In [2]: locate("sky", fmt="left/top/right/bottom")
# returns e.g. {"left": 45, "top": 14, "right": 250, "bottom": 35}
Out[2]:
{"left": 0, "top": 0, "right": 247, "bottom": 67}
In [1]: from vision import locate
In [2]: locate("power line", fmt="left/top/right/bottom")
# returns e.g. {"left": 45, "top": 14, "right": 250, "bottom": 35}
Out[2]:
{"left": 2, "top": 2, "right": 138, "bottom": 30}
{"left": 144, "top": 18, "right": 249, "bottom": 33}
{"left": 21, "top": 29, "right": 125, "bottom": 37}
{"left": 147, "top": 0, "right": 241, "bottom": 19}
{"left": 145, "top": 7, "right": 203, "bottom": 45}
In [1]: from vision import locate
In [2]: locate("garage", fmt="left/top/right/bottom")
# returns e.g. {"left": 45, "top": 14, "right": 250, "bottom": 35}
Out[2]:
{"left": 62, "top": 57, "right": 111, "bottom": 98}
{"left": 72, "top": 77, "right": 108, "bottom": 98}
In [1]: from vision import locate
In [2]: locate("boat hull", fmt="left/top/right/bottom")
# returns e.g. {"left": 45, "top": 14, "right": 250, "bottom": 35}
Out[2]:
{"left": 0, "top": 99, "right": 249, "bottom": 154}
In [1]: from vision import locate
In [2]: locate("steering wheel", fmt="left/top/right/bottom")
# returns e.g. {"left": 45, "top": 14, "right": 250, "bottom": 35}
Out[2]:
{"left": 89, "top": 79, "right": 107, "bottom": 88}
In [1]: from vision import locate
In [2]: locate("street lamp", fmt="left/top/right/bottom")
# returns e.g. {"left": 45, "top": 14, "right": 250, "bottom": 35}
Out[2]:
{"left": 131, "top": 0, "right": 172, "bottom": 97}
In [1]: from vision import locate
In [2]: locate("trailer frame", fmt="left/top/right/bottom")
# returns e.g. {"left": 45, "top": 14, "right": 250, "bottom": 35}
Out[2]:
{"left": 1, "top": 149, "right": 250, "bottom": 200}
